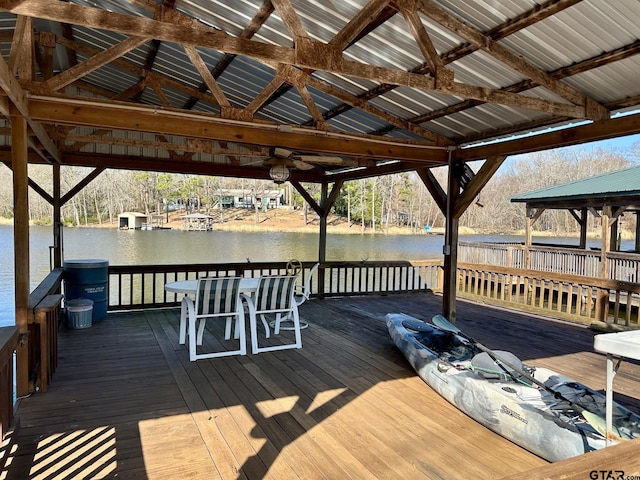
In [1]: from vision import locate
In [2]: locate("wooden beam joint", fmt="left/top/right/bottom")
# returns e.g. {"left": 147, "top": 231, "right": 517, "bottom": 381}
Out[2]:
{"left": 295, "top": 37, "right": 343, "bottom": 72}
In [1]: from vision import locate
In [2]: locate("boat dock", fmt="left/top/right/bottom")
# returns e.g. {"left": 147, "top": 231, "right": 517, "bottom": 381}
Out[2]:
{"left": 4, "top": 293, "right": 640, "bottom": 479}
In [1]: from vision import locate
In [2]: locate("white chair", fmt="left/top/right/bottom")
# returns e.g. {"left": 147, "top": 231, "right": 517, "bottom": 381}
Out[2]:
{"left": 272, "top": 262, "right": 319, "bottom": 334}
{"left": 183, "top": 277, "right": 246, "bottom": 361}
{"left": 294, "top": 262, "right": 319, "bottom": 308}
{"left": 242, "top": 275, "right": 302, "bottom": 354}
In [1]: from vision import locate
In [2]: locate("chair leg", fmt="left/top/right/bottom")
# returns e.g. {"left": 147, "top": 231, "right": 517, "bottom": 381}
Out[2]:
{"left": 196, "top": 317, "right": 207, "bottom": 345}
{"left": 188, "top": 314, "right": 198, "bottom": 361}
{"left": 291, "top": 305, "right": 302, "bottom": 349}
{"left": 259, "top": 314, "right": 271, "bottom": 338}
{"left": 273, "top": 313, "right": 282, "bottom": 334}
{"left": 233, "top": 317, "right": 241, "bottom": 339}
{"left": 224, "top": 316, "right": 233, "bottom": 340}
{"left": 179, "top": 296, "right": 189, "bottom": 344}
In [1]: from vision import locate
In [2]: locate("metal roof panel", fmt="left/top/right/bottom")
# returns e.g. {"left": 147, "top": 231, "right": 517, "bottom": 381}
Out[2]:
{"left": 511, "top": 165, "right": 640, "bottom": 202}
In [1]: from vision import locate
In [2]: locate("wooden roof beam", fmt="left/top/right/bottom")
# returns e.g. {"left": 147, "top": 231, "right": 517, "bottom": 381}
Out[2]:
{"left": 453, "top": 155, "right": 507, "bottom": 219}
{"left": 399, "top": 3, "right": 445, "bottom": 75}
{"left": 3, "top": 0, "right": 595, "bottom": 120}
{"left": 458, "top": 113, "right": 640, "bottom": 161}
{"left": 417, "top": 0, "right": 609, "bottom": 120}
{"left": 329, "top": 0, "right": 392, "bottom": 49}
{"left": 416, "top": 166, "right": 446, "bottom": 215}
{"left": 317, "top": 0, "right": 586, "bottom": 125}
{"left": 0, "top": 29, "right": 61, "bottom": 162}
{"left": 271, "top": 0, "right": 307, "bottom": 39}
{"left": 182, "top": 0, "right": 275, "bottom": 110}
{"left": 37, "top": 36, "right": 150, "bottom": 93}
{"left": 27, "top": 95, "right": 449, "bottom": 163}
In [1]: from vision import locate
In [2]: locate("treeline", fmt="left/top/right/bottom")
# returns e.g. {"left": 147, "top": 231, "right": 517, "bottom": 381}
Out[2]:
{"left": 0, "top": 143, "right": 637, "bottom": 234}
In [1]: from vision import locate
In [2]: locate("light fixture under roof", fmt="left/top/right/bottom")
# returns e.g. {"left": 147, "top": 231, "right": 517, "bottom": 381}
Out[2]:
{"left": 269, "top": 164, "right": 290, "bottom": 184}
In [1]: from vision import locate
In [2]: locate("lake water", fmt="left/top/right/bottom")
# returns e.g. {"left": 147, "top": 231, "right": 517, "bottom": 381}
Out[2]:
{"left": 0, "top": 224, "right": 632, "bottom": 326}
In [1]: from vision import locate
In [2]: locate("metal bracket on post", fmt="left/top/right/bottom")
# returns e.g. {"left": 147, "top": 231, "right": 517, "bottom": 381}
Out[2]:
{"left": 18, "top": 332, "right": 29, "bottom": 347}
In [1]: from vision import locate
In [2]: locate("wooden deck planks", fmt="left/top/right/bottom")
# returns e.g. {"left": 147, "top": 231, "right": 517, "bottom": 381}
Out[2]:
{"left": 4, "top": 293, "right": 640, "bottom": 479}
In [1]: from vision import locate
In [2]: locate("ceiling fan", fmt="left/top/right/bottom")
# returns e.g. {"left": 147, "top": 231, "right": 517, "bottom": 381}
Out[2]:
{"left": 260, "top": 147, "right": 347, "bottom": 170}
{"left": 248, "top": 147, "right": 351, "bottom": 183}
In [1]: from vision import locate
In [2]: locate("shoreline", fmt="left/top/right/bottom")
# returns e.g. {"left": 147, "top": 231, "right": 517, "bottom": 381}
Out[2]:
{"left": 0, "top": 211, "right": 635, "bottom": 239}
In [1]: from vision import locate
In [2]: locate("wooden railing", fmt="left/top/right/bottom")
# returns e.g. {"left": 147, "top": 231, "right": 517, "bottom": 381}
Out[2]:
{"left": 456, "top": 262, "right": 639, "bottom": 328}
{"left": 0, "top": 327, "right": 18, "bottom": 444}
{"left": 459, "top": 241, "right": 640, "bottom": 281}
{"left": 107, "top": 260, "right": 444, "bottom": 310}
{"left": 27, "top": 268, "right": 63, "bottom": 393}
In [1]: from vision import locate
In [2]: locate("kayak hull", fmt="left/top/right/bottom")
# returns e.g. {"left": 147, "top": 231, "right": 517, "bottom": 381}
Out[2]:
{"left": 386, "top": 313, "right": 639, "bottom": 462}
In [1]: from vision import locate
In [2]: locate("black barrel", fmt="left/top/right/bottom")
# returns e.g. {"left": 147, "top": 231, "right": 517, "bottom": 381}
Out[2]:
{"left": 63, "top": 259, "right": 109, "bottom": 322}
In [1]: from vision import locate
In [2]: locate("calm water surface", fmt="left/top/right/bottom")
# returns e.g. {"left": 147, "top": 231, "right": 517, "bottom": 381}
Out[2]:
{"left": 0, "top": 225, "right": 631, "bottom": 326}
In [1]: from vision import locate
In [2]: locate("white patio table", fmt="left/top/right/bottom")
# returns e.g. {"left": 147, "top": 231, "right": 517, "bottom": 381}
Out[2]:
{"left": 164, "top": 277, "right": 259, "bottom": 296}
{"left": 593, "top": 329, "right": 640, "bottom": 445}
{"left": 165, "top": 278, "right": 260, "bottom": 345}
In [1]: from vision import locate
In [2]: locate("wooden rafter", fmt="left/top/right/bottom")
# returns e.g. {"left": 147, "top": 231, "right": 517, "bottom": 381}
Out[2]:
{"left": 329, "top": 0, "right": 391, "bottom": 49}
{"left": 183, "top": 44, "right": 230, "bottom": 107}
{"left": 9, "top": 16, "right": 32, "bottom": 78}
{"left": 0, "top": 35, "right": 61, "bottom": 162}
{"left": 316, "top": 0, "right": 586, "bottom": 128}
{"left": 52, "top": 35, "right": 222, "bottom": 108}
{"left": 1, "top": 0, "right": 603, "bottom": 120}
{"left": 183, "top": 0, "right": 275, "bottom": 110}
{"left": 416, "top": 0, "right": 609, "bottom": 120}
{"left": 35, "top": 36, "right": 150, "bottom": 93}
{"left": 399, "top": 5, "right": 444, "bottom": 75}
{"left": 271, "top": 0, "right": 307, "bottom": 39}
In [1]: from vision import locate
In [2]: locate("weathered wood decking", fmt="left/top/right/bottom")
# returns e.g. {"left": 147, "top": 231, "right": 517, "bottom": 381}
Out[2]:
{"left": 4, "top": 293, "right": 640, "bottom": 479}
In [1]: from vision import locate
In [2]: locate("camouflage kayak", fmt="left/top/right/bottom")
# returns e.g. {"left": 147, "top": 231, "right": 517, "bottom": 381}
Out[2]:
{"left": 386, "top": 312, "right": 640, "bottom": 462}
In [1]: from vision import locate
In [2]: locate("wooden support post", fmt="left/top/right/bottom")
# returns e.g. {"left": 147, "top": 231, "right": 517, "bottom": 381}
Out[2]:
{"left": 442, "top": 154, "right": 460, "bottom": 322}
{"left": 317, "top": 183, "right": 328, "bottom": 298}
{"left": 610, "top": 216, "right": 619, "bottom": 252}
{"left": 318, "top": 182, "right": 328, "bottom": 264}
{"left": 11, "top": 112, "right": 30, "bottom": 397}
{"left": 524, "top": 214, "right": 532, "bottom": 270}
{"left": 579, "top": 208, "right": 588, "bottom": 249}
{"left": 596, "top": 207, "right": 612, "bottom": 322}
{"left": 53, "top": 162, "right": 62, "bottom": 268}
{"left": 635, "top": 212, "right": 640, "bottom": 252}
{"left": 524, "top": 206, "right": 544, "bottom": 269}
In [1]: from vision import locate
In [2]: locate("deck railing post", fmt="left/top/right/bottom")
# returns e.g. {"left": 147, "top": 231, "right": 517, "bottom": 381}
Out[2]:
{"left": 0, "top": 326, "right": 18, "bottom": 444}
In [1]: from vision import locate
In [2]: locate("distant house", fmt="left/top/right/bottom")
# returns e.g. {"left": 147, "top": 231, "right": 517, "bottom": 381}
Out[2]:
{"left": 214, "top": 189, "right": 285, "bottom": 209}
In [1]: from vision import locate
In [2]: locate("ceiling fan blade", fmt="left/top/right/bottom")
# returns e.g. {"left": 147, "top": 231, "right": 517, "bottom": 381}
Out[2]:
{"left": 292, "top": 159, "right": 315, "bottom": 170}
{"left": 243, "top": 158, "right": 268, "bottom": 166}
{"left": 297, "top": 155, "right": 350, "bottom": 165}
{"left": 273, "top": 147, "right": 292, "bottom": 158}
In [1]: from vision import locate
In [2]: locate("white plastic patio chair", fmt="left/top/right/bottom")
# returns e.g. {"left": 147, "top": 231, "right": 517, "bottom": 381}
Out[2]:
{"left": 183, "top": 277, "right": 246, "bottom": 361}
{"left": 271, "top": 262, "right": 319, "bottom": 334}
{"left": 242, "top": 275, "right": 302, "bottom": 354}
{"left": 294, "top": 262, "right": 319, "bottom": 308}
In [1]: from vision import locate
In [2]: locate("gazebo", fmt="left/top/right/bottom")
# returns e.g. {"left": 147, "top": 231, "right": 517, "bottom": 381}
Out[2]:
{"left": 511, "top": 165, "right": 640, "bottom": 261}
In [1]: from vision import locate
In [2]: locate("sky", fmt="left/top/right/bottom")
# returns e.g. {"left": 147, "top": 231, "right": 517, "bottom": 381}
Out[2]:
{"left": 591, "top": 133, "right": 639, "bottom": 152}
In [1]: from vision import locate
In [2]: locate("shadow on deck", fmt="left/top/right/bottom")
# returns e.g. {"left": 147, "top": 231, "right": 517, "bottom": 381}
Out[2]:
{"left": 4, "top": 293, "right": 640, "bottom": 479}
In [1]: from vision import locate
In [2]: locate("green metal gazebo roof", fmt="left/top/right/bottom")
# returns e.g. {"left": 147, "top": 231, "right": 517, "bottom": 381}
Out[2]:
{"left": 510, "top": 165, "right": 640, "bottom": 209}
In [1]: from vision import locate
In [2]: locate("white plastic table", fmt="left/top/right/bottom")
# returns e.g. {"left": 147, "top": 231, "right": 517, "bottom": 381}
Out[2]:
{"left": 593, "top": 329, "right": 640, "bottom": 444}
{"left": 165, "top": 278, "right": 260, "bottom": 345}
{"left": 164, "top": 278, "right": 259, "bottom": 295}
